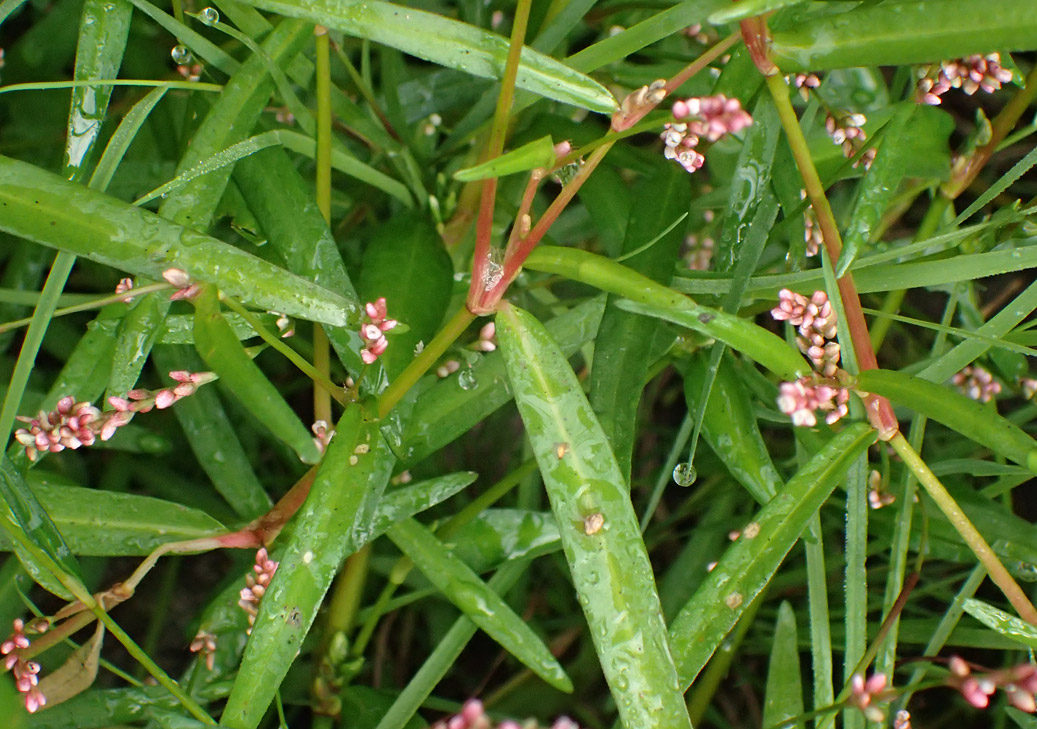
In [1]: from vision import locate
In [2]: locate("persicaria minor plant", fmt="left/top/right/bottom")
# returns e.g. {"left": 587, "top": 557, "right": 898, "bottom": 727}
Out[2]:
{"left": 1, "top": 0, "right": 1037, "bottom": 727}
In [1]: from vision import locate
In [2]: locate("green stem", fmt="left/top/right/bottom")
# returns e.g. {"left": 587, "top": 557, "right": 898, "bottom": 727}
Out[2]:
{"left": 91, "top": 607, "right": 216, "bottom": 724}
{"left": 765, "top": 73, "right": 898, "bottom": 438}
{"left": 377, "top": 305, "right": 476, "bottom": 417}
{"left": 889, "top": 432, "right": 1037, "bottom": 625}
{"left": 219, "top": 295, "right": 348, "bottom": 406}
{"left": 0, "top": 283, "right": 169, "bottom": 335}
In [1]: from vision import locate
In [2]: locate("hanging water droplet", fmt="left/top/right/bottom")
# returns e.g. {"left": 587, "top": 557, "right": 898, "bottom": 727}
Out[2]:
{"left": 171, "top": 44, "right": 193, "bottom": 65}
{"left": 198, "top": 7, "right": 219, "bottom": 25}
{"left": 457, "top": 368, "right": 478, "bottom": 391}
{"left": 672, "top": 462, "right": 697, "bottom": 487}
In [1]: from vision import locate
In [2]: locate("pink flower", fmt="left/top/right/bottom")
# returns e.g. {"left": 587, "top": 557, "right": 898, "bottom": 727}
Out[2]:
{"left": 189, "top": 630, "right": 217, "bottom": 672}
{"left": 162, "top": 268, "right": 201, "bottom": 301}
{"left": 2, "top": 618, "right": 49, "bottom": 713}
{"left": 777, "top": 378, "right": 849, "bottom": 427}
{"left": 359, "top": 298, "right": 398, "bottom": 365}
{"left": 661, "top": 95, "right": 751, "bottom": 174}
{"left": 952, "top": 365, "right": 1001, "bottom": 403}
{"left": 850, "top": 672, "right": 889, "bottom": 722}
{"left": 239, "top": 548, "right": 279, "bottom": 634}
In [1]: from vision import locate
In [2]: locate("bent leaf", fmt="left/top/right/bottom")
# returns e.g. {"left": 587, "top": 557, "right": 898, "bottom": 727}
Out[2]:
{"left": 454, "top": 136, "right": 557, "bottom": 181}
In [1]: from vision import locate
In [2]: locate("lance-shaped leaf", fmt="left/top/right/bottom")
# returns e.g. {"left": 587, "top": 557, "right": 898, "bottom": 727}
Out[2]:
{"left": 192, "top": 286, "right": 321, "bottom": 464}
{"left": 769, "top": 0, "right": 1037, "bottom": 72}
{"left": 387, "top": 517, "right": 572, "bottom": 692}
{"left": 856, "top": 369, "right": 1037, "bottom": 474}
{"left": 668, "top": 423, "right": 875, "bottom": 688}
{"left": 0, "top": 155, "right": 357, "bottom": 327}
{"left": 454, "top": 136, "right": 557, "bottom": 181}
{"left": 763, "top": 601, "right": 805, "bottom": 729}
{"left": 497, "top": 302, "right": 693, "bottom": 729}
{"left": 237, "top": 0, "right": 616, "bottom": 113}
{"left": 962, "top": 598, "right": 1037, "bottom": 650}
{"left": 220, "top": 404, "right": 394, "bottom": 729}
{"left": 524, "top": 246, "right": 807, "bottom": 381}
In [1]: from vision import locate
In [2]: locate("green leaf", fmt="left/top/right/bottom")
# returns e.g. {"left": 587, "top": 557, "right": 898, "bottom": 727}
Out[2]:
{"left": 192, "top": 286, "right": 321, "bottom": 464}
{"left": 398, "top": 296, "right": 605, "bottom": 466}
{"left": 498, "top": 302, "right": 693, "bottom": 729}
{"left": 0, "top": 456, "right": 85, "bottom": 599}
{"left": 770, "top": 0, "right": 1037, "bottom": 72}
{"left": 962, "top": 598, "right": 1037, "bottom": 650}
{"left": 680, "top": 353, "right": 782, "bottom": 504}
{"left": 220, "top": 404, "right": 393, "bottom": 729}
{"left": 668, "top": 423, "right": 875, "bottom": 688}
{"left": 152, "top": 344, "right": 271, "bottom": 520}
{"left": 358, "top": 213, "right": 453, "bottom": 380}
{"left": 238, "top": 0, "right": 617, "bottom": 114}
{"left": 453, "top": 136, "right": 556, "bottom": 181}
{"left": 589, "top": 163, "right": 688, "bottom": 482}
{"left": 0, "top": 155, "right": 358, "bottom": 327}
{"left": 855, "top": 369, "right": 1037, "bottom": 474}
{"left": 448, "top": 509, "right": 560, "bottom": 572}
{"left": 0, "top": 473, "right": 226, "bottom": 555}
{"left": 763, "top": 601, "right": 805, "bottom": 729}
{"left": 387, "top": 517, "right": 572, "bottom": 692}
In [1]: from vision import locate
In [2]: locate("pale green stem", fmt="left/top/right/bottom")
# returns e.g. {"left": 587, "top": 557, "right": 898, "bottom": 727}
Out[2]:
{"left": 0, "top": 283, "right": 170, "bottom": 335}
{"left": 313, "top": 26, "right": 334, "bottom": 425}
{"left": 889, "top": 432, "right": 1037, "bottom": 625}
{"left": 219, "top": 295, "right": 348, "bottom": 406}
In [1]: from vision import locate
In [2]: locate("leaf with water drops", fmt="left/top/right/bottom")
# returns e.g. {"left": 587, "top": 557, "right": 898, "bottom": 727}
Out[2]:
{"left": 962, "top": 598, "right": 1037, "bottom": 650}
{"left": 220, "top": 404, "right": 394, "bottom": 729}
{"left": 497, "top": 302, "right": 694, "bottom": 729}
{"left": 668, "top": 422, "right": 875, "bottom": 688}
{"left": 234, "top": 0, "right": 617, "bottom": 113}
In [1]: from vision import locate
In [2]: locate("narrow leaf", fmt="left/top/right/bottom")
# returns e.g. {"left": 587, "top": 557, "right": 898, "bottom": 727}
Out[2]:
{"left": 453, "top": 136, "right": 556, "bottom": 181}
{"left": 237, "top": 0, "right": 617, "bottom": 113}
{"left": 192, "top": 287, "right": 321, "bottom": 464}
{"left": 669, "top": 423, "right": 875, "bottom": 688}
{"left": 763, "top": 601, "right": 805, "bottom": 729}
{"left": 387, "top": 517, "right": 572, "bottom": 692}
{"left": 498, "top": 302, "right": 693, "bottom": 729}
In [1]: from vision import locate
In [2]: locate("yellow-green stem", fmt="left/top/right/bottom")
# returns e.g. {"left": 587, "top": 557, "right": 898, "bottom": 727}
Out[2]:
{"left": 314, "top": 26, "right": 334, "bottom": 424}
{"left": 326, "top": 542, "right": 371, "bottom": 636}
{"left": 377, "top": 305, "right": 476, "bottom": 417}
{"left": 889, "top": 432, "right": 1037, "bottom": 625}
{"left": 0, "top": 283, "right": 170, "bottom": 335}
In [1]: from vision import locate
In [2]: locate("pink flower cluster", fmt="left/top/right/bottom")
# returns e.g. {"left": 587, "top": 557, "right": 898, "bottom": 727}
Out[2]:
{"left": 867, "top": 468, "right": 895, "bottom": 510}
{"left": 771, "top": 289, "right": 840, "bottom": 376}
{"left": 948, "top": 655, "right": 1037, "bottom": 712}
{"left": 430, "top": 699, "right": 580, "bottom": 729}
{"left": 682, "top": 234, "right": 715, "bottom": 271}
{"left": 801, "top": 191, "right": 822, "bottom": 257}
{"left": 14, "top": 371, "right": 215, "bottom": 462}
{"left": 360, "top": 297, "right": 398, "bottom": 365}
{"left": 793, "top": 73, "right": 821, "bottom": 101}
{"left": 311, "top": 420, "right": 335, "bottom": 455}
{"left": 777, "top": 378, "right": 849, "bottom": 428}
{"left": 771, "top": 289, "right": 849, "bottom": 427}
{"left": 2, "top": 618, "right": 48, "bottom": 713}
{"left": 189, "top": 630, "right": 217, "bottom": 672}
{"left": 952, "top": 365, "right": 1001, "bottom": 403}
{"left": 162, "top": 268, "right": 201, "bottom": 301}
{"left": 917, "top": 53, "right": 1013, "bottom": 105}
{"left": 825, "top": 112, "right": 875, "bottom": 169}
{"left": 662, "top": 95, "right": 752, "bottom": 174}
{"left": 470, "top": 322, "right": 497, "bottom": 353}
{"left": 849, "top": 672, "right": 889, "bottom": 722}
{"left": 239, "top": 548, "right": 279, "bottom": 635}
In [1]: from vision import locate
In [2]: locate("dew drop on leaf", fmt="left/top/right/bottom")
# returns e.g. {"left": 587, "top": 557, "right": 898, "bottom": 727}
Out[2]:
{"left": 457, "top": 368, "right": 478, "bottom": 391}
{"left": 672, "top": 462, "right": 697, "bottom": 487}
{"left": 199, "top": 7, "right": 219, "bottom": 25}
{"left": 171, "top": 44, "right": 193, "bottom": 65}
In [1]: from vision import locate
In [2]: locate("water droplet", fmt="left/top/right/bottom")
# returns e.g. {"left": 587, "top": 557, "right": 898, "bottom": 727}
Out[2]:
{"left": 457, "top": 368, "right": 478, "bottom": 391}
{"left": 199, "top": 7, "right": 219, "bottom": 25}
{"left": 171, "top": 44, "right": 193, "bottom": 65}
{"left": 672, "top": 462, "right": 697, "bottom": 487}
